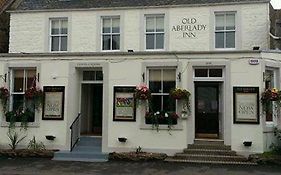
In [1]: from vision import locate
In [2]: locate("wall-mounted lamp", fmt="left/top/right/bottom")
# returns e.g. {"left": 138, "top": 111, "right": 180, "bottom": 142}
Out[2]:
{"left": 177, "top": 72, "right": 182, "bottom": 82}
{"left": 0, "top": 73, "right": 7, "bottom": 82}
{"left": 142, "top": 73, "right": 145, "bottom": 82}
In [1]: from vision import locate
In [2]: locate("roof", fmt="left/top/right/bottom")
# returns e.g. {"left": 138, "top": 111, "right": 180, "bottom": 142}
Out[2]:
{"left": 13, "top": 0, "right": 270, "bottom": 11}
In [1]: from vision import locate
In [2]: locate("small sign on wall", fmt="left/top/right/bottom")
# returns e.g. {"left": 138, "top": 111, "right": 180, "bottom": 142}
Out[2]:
{"left": 42, "top": 86, "right": 65, "bottom": 120}
{"left": 233, "top": 87, "right": 260, "bottom": 124}
{"left": 113, "top": 86, "right": 136, "bottom": 122}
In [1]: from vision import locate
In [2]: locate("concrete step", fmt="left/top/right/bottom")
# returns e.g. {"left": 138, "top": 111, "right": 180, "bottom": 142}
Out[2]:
{"left": 173, "top": 154, "right": 247, "bottom": 162}
{"left": 183, "top": 149, "right": 237, "bottom": 156}
{"left": 53, "top": 151, "right": 108, "bottom": 162}
{"left": 188, "top": 144, "right": 231, "bottom": 150}
{"left": 165, "top": 158, "right": 257, "bottom": 165}
{"left": 72, "top": 145, "right": 102, "bottom": 152}
{"left": 194, "top": 139, "right": 224, "bottom": 145}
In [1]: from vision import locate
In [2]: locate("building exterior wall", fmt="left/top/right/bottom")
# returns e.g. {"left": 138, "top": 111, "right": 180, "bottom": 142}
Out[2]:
{"left": 9, "top": 3, "right": 269, "bottom": 53}
{"left": 0, "top": 51, "right": 279, "bottom": 156}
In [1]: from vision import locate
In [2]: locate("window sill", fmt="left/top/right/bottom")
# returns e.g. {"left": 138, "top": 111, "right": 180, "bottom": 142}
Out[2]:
{"left": 139, "top": 124, "right": 183, "bottom": 131}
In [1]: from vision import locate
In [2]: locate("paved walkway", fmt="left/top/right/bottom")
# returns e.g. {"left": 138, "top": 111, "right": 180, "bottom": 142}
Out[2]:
{"left": 0, "top": 158, "right": 281, "bottom": 175}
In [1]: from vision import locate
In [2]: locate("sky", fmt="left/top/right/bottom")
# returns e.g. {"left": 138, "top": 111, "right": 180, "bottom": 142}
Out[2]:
{"left": 271, "top": 0, "right": 281, "bottom": 9}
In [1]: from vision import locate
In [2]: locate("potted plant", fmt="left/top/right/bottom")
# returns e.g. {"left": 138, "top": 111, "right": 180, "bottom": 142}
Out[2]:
{"left": 135, "top": 84, "right": 151, "bottom": 101}
{"left": 5, "top": 108, "right": 35, "bottom": 130}
{"left": 261, "top": 88, "right": 281, "bottom": 113}
{"left": 0, "top": 86, "right": 9, "bottom": 112}
{"left": 145, "top": 111, "right": 179, "bottom": 132}
{"left": 170, "top": 88, "right": 191, "bottom": 116}
{"left": 25, "top": 85, "right": 43, "bottom": 110}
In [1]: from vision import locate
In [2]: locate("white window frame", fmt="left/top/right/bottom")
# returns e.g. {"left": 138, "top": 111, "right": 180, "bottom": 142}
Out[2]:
{"left": 264, "top": 68, "right": 278, "bottom": 126}
{"left": 49, "top": 18, "right": 68, "bottom": 52}
{"left": 145, "top": 14, "right": 165, "bottom": 51}
{"left": 214, "top": 12, "right": 236, "bottom": 50}
{"left": 101, "top": 16, "right": 120, "bottom": 51}
{"left": 147, "top": 67, "right": 177, "bottom": 112}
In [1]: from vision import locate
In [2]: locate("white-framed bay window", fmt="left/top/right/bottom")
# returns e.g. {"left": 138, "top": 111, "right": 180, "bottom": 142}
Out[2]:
{"left": 215, "top": 12, "right": 236, "bottom": 49}
{"left": 50, "top": 18, "right": 68, "bottom": 52}
{"left": 7, "top": 68, "right": 37, "bottom": 123}
{"left": 145, "top": 15, "right": 165, "bottom": 50}
{"left": 148, "top": 68, "right": 176, "bottom": 113}
{"left": 101, "top": 16, "right": 120, "bottom": 51}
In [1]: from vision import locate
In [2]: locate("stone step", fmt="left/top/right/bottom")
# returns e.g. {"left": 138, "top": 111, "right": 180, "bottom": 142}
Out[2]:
{"left": 53, "top": 151, "right": 108, "bottom": 162}
{"left": 188, "top": 144, "right": 231, "bottom": 150}
{"left": 165, "top": 158, "right": 257, "bottom": 165}
{"left": 183, "top": 149, "right": 237, "bottom": 156}
{"left": 173, "top": 154, "right": 247, "bottom": 162}
{"left": 194, "top": 139, "right": 224, "bottom": 145}
{"left": 72, "top": 145, "right": 102, "bottom": 152}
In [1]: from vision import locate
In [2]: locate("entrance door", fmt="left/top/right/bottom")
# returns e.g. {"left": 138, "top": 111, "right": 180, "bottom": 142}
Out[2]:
{"left": 195, "top": 83, "right": 219, "bottom": 138}
{"left": 80, "top": 84, "right": 103, "bottom": 136}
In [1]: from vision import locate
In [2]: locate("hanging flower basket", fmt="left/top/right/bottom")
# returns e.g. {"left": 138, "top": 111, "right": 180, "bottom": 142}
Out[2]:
{"left": 135, "top": 84, "right": 151, "bottom": 101}
{"left": 169, "top": 88, "right": 190, "bottom": 101}
{"left": 261, "top": 88, "right": 281, "bottom": 113}
{"left": 0, "top": 86, "right": 9, "bottom": 112}
{"left": 25, "top": 86, "right": 43, "bottom": 109}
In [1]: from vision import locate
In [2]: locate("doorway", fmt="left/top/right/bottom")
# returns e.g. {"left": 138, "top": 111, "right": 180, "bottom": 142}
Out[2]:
{"left": 195, "top": 82, "right": 219, "bottom": 139}
{"left": 80, "top": 83, "right": 103, "bottom": 136}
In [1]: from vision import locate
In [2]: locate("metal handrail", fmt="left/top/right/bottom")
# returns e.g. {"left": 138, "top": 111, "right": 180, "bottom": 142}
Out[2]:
{"left": 70, "top": 113, "right": 81, "bottom": 152}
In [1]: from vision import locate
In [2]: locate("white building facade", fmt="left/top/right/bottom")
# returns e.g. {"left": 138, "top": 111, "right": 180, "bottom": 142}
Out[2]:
{"left": 0, "top": 0, "right": 280, "bottom": 156}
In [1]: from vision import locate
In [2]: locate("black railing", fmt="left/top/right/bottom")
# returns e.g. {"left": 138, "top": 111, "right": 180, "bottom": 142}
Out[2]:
{"left": 70, "top": 113, "right": 81, "bottom": 152}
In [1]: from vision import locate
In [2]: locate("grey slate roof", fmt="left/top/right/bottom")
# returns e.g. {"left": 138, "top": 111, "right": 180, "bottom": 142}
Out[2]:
{"left": 14, "top": 0, "right": 270, "bottom": 11}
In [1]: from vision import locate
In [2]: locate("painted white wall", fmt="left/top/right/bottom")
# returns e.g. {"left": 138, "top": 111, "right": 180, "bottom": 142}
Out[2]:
{"left": 9, "top": 3, "right": 269, "bottom": 53}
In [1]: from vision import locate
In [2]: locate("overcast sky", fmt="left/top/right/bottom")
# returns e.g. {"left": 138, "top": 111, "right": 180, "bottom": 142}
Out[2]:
{"left": 271, "top": 0, "right": 281, "bottom": 9}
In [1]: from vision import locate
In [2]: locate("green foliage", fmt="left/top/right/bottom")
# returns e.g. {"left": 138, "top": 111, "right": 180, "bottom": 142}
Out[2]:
{"left": 7, "top": 131, "right": 26, "bottom": 150}
{"left": 27, "top": 136, "right": 45, "bottom": 151}
{"left": 136, "top": 146, "right": 142, "bottom": 154}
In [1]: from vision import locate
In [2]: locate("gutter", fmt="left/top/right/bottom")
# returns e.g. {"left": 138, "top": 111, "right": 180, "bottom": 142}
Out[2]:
{"left": 7, "top": 0, "right": 271, "bottom": 13}
{"left": 270, "top": 33, "right": 281, "bottom": 40}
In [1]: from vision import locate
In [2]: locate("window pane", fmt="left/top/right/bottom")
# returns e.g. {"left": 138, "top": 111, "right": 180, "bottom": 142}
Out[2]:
{"left": 209, "top": 69, "right": 223, "bottom": 77}
{"left": 61, "top": 36, "right": 68, "bottom": 51}
{"left": 215, "top": 14, "right": 224, "bottom": 30}
{"left": 226, "top": 14, "right": 235, "bottom": 30}
{"left": 112, "top": 35, "right": 120, "bottom": 50}
{"left": 156, "top": 16, "right": 164, "bottom": 32}
{"left": 226, "top": 31, "right": 235, "bottom": 48}
{"left": 61, "top": 20, "right": 68, "bottom": 34}
{"left": 51, "top": 36, "right": 60, "bottom": 51}
{"left": 163, "top": 69, "right": 176, "bottom": 93}
{"left": 102, "top": 35, "right": 111, "bottom": 50}
{"left": 13, "top": 70, "right": 24, "bottom": 92}
{"left": 195, "top": 69, "right": 208, "bottom": 77}
{"left": 96, "top": 71, "right": 103, "bottom": 81}
{"left": 26, "top": 69, "right": 36, "bottom": 89}
{"left": 163, "top": 95, "right": 175, "bottom": 112}
{"left": 51, "top": 20, "right": 60, "bottom": 34}
{"left": 150, "top": 95, "right": 161, "bottom": 112}
{"left": 102, "top": 18, "right": 111, "bottom": 33}
{"left": 156, "top": 33, "right": 164, "bottom": 49}
{"left": 12, "top": 94, "right": 24, "bottom": 111}
{"left": 146, "top": 34, "right": 155, "bottom": 49}
{"left": 146, "top": 17, "right": 154, "bottom": 32}
{"left": 149, "top": 69, "right": 161, "bottom": 93}
{"left": 83, "top": 71, "right": 96, "bottom": 81}
{"left": 112, "top": 18, "right": 120, "bottom": 33}
{"left": 215, "top": 32, "right": 224, "bottom": 48}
